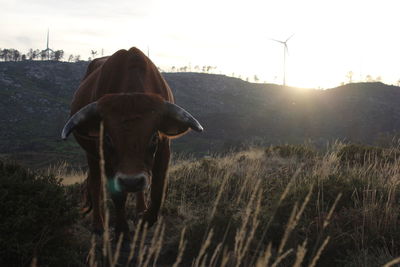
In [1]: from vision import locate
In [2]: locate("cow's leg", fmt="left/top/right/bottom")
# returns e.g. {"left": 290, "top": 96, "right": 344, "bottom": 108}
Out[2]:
{"left": 136, "top": 192, "right": 147, "bottom": 214}
{"left": 87, "top": 155, "right": 104, "bottom": 235}
{"left": 111, "top": 192, "right": 130, "bottom": 239}
{"left": 143, "top": 138, "right": 170, "bottom": 227}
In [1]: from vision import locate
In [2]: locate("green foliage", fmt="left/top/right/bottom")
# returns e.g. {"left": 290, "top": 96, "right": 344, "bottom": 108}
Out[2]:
{"left": 0, "top": 160, "right": 81, "bottom": 266}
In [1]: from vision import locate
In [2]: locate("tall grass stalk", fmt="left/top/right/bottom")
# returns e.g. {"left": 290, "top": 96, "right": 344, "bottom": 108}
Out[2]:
{"left": 99, "top": 122, "right": 113, "bottom": 266}
{"left": 308, "top": 236, "right": 330, "bottom": 267}
{"left": 383, "top": 257, "right": 400, "bottom": 267}
{"left": 172, "top": 227, "right": 187, "bottom": 267}
{"left": 193, "top": 229, "right": 214, "bottom": 267}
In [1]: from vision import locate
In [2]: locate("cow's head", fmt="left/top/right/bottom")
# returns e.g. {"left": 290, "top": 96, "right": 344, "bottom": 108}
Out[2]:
{"left": 61, "top": 93, "right": 203, "bottom": 194}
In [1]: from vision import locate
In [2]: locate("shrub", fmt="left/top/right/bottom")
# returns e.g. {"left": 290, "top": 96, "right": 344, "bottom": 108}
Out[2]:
{"left": 337, "top": 144, "right": 383, "bottom": 165}
{"left": 265, "top": 144, "right": 317, "bottom": 159}
{"left": 0, "top": 160, "right": 80, "bottom": 266}
{"left": 337, "top": 144, "right": 400, "bottom": 165}
{"left": 260, "top": 150, "right": 400, "bottom": 266}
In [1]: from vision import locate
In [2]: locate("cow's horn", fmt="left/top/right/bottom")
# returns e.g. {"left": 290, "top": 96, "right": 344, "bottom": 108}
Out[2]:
{"left": 61, "top": 102, "right": 99, "bottom": 140}
{"left": 164, "top": 102, "right": 203, "bottom": 132}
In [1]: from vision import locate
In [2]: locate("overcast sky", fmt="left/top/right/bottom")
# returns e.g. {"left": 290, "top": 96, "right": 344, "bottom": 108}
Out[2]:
{"left": 2, "top": 0, "right": 400, "bottom": 88}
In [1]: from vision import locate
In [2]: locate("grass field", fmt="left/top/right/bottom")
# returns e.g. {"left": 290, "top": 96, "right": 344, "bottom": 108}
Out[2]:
{"left": 51, "top": 143, "right": 400, "bottom": 266}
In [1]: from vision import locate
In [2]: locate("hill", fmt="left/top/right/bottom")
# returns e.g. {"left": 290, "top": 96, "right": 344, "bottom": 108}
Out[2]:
{"left": 0, "top": 61, "right": 88, "bottom": 167}
{"left": 1, "top": 60, "right": 400, "bottom": 167}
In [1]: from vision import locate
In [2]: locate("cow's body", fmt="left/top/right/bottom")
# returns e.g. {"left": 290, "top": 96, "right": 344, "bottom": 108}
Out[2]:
{"left": 62, "top": 47, "right": 202, "bottom": 237}
{"left": 72, "top": 48, "right": 173, "bottom": 113}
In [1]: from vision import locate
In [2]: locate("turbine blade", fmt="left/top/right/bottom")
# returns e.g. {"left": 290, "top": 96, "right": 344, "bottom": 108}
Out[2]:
{"left": 269, "top": 38, "right": 285, "bottom": 44}
{"left": 285, "top": 33, "right": 295, "bottom": 43}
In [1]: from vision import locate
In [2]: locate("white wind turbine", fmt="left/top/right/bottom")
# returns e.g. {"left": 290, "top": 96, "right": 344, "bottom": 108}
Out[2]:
{"left": 270, "top": 34, "right": 294, "bottom": 86}
{"left": 43, "top": 29, "right": 54, "bottom": 60}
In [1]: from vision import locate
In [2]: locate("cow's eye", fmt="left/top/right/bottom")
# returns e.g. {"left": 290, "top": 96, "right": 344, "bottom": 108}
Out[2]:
{"left": 148, "top": 133, "right": 158, "bottom": 154}
{"left": 105, "top": 134, "right": 114, "bottom": 147}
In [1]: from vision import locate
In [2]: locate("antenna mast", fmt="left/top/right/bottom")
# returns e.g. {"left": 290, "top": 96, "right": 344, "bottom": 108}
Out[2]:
{"left": 47, "top": 29, "right": 50, "bottom": 60}
{"left": 47, "top": 29, "right": 49, "bottom": 50}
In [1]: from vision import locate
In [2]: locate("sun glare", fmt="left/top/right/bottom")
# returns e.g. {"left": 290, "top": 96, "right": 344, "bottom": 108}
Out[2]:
{"left": 2, "top": 0, "right": 400, "bottom": 89}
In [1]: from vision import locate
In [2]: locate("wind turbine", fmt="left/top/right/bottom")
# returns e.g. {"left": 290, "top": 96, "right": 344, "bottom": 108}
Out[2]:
{"left": 270, "top": 34, "right": 294, "bottom": 86}
{"left": 43, "top": 29, "right": 54, "bottom": 60}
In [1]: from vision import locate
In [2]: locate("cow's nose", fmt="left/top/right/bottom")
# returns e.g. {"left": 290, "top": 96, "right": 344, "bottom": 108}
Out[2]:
{"left": 116, "top": 172, "right": 148, "bottom": 192}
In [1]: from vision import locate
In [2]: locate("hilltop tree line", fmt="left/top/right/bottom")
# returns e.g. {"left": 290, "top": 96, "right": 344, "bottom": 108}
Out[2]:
{"left": 0, "top": 48, "right": 83, "bottom": 62}
{"left": 170, "top": 65, "right": 217, "bottom": 73}
{"left": 0, "top": 47, "right": 265, "bottom": 82}
{"left": 0, "top": 49, "right": 268, "bottom": 83}
{"left": 0, "top": 48, "right": 221, "bottom": 74}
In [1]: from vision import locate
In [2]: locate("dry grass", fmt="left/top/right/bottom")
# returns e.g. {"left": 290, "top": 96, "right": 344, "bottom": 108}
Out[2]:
{"left": 46, "top": 161, "right": 86, "bottom": 185}
{"left": 48, "top": 143, "right": 400, "bottom": 266}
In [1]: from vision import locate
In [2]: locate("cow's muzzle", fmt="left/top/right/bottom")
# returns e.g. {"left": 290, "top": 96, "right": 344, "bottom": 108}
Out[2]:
{"left": 115, "top": 172, "right": 149, "bottom": 193}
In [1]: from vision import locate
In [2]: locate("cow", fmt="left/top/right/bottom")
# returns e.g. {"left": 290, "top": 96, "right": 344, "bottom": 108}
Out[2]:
{"left": 61, "top": 47, "right": 203, "bottom": 238}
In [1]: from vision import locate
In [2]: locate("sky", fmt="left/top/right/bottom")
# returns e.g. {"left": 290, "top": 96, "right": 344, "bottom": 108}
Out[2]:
{"left": 1, "top": 0, "right": 400, "bottom": 88}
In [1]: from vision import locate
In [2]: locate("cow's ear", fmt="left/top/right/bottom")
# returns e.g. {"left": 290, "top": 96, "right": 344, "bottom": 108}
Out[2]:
{"left": 159, "top": 102, "right": 203, "bottom": 137}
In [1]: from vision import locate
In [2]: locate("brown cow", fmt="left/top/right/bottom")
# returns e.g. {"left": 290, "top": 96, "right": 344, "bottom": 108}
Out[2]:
{"left": 61, "top": 47, "right": 203, "bottom": 238}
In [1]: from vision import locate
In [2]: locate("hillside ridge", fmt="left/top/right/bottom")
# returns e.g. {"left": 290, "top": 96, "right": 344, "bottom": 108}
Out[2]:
{"left": 1, "top": 60, "right": 400, "bottom": 167}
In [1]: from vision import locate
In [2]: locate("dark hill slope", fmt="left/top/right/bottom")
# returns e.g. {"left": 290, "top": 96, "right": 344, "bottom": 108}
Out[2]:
{"left": 0, "top": 61, "right": 88, "bottom": 166}
{"left": 1, "top": 61, "right": 399, "bottom": 167}
{"left": 166, "top": 73, "right": 400, "bottom": 149}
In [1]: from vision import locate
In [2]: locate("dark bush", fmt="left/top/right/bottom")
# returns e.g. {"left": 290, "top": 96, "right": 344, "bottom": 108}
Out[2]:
{"left": 265, "top": 144, "right": 317, "bottom": 159}
{"left": 0, "top": 160, "right": 80, "bottom": 266}
{"left": 337, "top": 144, "right": 400, "bottom": 165}
{"left": 263, "top": 173, "right": 400, "bottom": 267}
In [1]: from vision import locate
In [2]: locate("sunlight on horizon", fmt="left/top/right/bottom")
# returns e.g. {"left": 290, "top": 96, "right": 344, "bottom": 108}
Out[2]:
{"left": 1, "top": 0, "right": 400, "bottom": 88}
